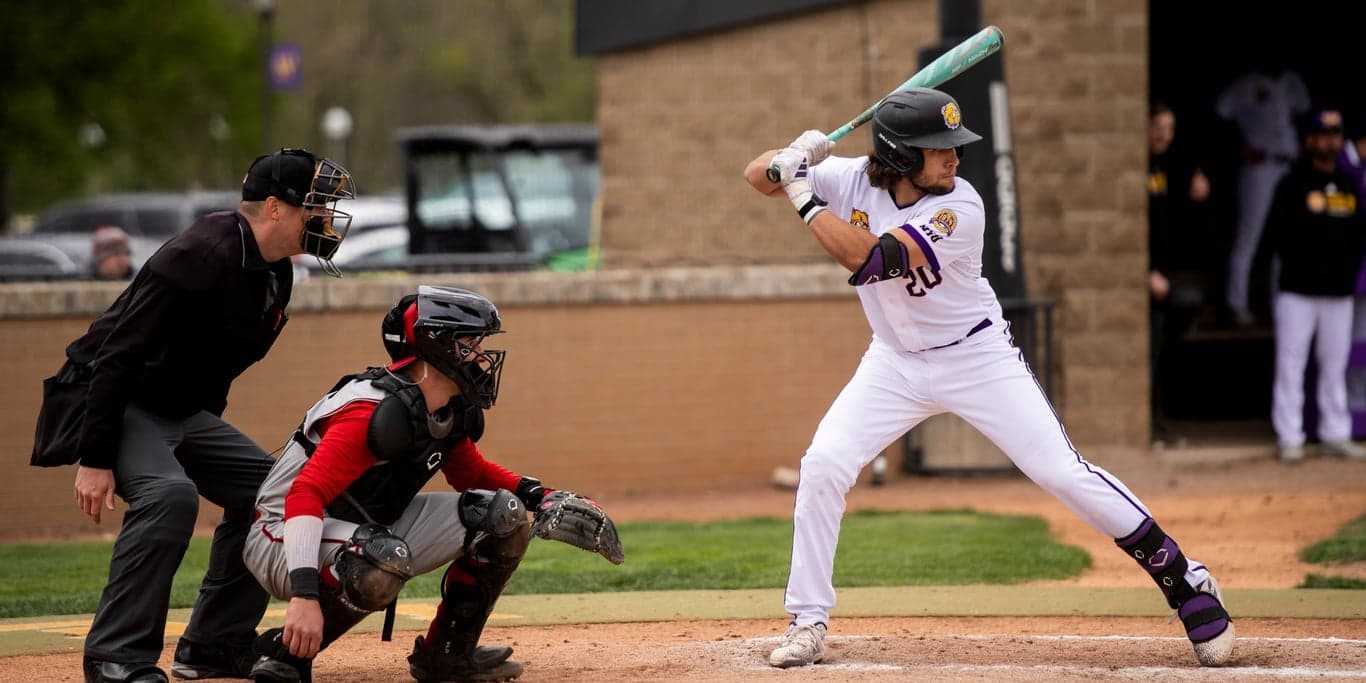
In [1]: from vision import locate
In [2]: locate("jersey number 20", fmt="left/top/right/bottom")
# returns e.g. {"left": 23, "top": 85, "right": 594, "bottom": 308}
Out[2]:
{"left": 905, "top": 266, "right": 942, "bottom": 297}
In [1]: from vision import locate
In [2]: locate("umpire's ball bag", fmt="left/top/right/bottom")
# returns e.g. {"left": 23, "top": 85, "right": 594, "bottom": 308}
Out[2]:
{"left": 31, "top": 359, "right": 90, "bottom": 467}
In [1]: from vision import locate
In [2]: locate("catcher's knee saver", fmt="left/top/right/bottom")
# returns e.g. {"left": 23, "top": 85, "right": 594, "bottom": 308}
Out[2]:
{"left": 458, "top": 488, "right": 531, "bottom": 565}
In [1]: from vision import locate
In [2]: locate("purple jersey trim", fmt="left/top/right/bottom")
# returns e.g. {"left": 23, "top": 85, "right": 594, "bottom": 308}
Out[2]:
{"left": 899, "top": 225, "right": 939, "bottom": 272}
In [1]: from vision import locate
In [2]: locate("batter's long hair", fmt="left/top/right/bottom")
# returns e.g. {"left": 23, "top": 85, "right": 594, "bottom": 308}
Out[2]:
{"left": 865, "top": 152, "right": 903, "bottom": 190}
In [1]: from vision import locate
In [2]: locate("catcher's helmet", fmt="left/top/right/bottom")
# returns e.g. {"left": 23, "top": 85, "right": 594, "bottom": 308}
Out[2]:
{"left": 381, "top": 286, "right": 506, "bottom": 408}
{"left": 871, "top": 88, "right": 982, "bottom": 175}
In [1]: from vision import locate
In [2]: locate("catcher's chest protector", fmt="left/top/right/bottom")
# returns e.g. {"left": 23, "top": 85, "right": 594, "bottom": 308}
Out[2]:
{"left": 323, "top": 369, "right": 465, "bottom": 525}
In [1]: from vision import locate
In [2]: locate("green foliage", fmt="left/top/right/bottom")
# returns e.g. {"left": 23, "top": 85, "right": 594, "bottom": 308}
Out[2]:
{"left": 0, "top": 2, "right": 261, "bottom": 218}
{"left": 1299, "top": 515, "right": 1366, "bottom": 564}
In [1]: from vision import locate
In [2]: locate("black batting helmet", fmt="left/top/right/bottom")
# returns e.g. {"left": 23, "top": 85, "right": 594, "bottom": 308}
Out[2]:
{"left": 871, "top": 88, "right": 982, "bottom": 175}
{"left": 381, "top": 286, "right": 506, "bottom": 408}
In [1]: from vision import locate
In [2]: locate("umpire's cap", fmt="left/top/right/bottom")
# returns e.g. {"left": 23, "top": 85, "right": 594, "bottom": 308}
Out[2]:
{"left": 241, "top": 148, "right": 321, "bottom": 207}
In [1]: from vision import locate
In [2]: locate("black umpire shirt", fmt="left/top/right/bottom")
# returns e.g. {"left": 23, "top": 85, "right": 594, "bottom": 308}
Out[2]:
{"left": 68, "top": 211, "right": 294, "bottom": 469}
{"left": 1262, "top": 160, "right": 1366, "bottom": 297}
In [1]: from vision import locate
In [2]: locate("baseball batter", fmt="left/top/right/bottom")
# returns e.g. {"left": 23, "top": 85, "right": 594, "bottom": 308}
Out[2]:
{"left": 744, "top": 87, "right": 1234, "bottom": 668}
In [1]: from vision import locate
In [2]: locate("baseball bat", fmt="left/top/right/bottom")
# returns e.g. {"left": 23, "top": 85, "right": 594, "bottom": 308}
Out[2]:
{"left": 766, "top": 25, "right": 1004, "bottom": 183}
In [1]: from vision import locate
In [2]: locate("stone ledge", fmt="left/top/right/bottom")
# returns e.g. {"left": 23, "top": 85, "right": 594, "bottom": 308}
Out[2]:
{"left": 0, "top": 263, "right": 858, "bottom": 319}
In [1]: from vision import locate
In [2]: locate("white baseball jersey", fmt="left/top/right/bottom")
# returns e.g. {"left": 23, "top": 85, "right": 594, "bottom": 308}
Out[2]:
{"left": 809, "top": 155, "right": 1003, "bottom": 351}
{"left": 1215, "top": 70, "right": 1310, "bottom": 159}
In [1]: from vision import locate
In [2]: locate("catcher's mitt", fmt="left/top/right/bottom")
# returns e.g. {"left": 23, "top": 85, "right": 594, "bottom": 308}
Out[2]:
{"left": 532, "top": 490, "right": 625, "bottom": 564}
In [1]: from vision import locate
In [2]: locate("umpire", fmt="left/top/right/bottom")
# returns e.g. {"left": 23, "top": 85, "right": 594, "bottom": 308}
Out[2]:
{"left": 60, "top": 149, "right": 354, "bottom": 683}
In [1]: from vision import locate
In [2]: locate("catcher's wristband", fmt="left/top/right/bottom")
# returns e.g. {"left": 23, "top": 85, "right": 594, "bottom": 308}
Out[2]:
{"left": 289, "top": 567, "right": 321, "bottom": 600}
{"left": 515, "top": 476, "right": 547, "bottom": 510}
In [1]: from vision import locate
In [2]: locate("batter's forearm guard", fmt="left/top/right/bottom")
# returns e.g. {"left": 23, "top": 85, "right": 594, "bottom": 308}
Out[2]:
{"left": 849, "top": 232, "right": 911, "bottom": 286}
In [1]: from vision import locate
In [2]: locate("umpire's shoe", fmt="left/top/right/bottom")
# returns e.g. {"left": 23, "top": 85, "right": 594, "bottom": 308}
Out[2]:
{"left": 83, "top": 657, "right": 168, "bottom": 683}
{"left": 408, "top": 635, "right": 523, "bottom": 682}
{"left": 171, "top": 637, "right": 255, "bottom": 679}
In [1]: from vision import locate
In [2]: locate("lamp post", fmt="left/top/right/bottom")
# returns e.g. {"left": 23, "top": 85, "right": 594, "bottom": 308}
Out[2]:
{"left": 320, "top": 106, "right": 354, "bottom": 165}
{"left": 253, "top": 0, "right": 276, "bottom": 148}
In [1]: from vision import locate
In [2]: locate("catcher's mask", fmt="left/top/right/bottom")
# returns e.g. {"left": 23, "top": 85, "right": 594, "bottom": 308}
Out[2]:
{"left": 871, "top": 88, "right": 981, "bottom": 175}
{"left": 242, "top": 147, "right": 355, "bottom": 277}
{"left": 381, "top": 286, "right": 506, "bottom": 409}
{"left": 333, "top": 524, "right": 413, "bottom": 612}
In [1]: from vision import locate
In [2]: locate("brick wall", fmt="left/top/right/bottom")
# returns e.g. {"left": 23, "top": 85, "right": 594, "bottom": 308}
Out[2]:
{"left": 595, "top": 0, "right": 1150, "bottom": 447}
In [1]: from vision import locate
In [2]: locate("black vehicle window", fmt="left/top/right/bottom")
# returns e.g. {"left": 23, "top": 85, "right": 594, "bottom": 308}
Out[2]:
{"left": 35, "top": 207, "right": 127, "bottom": 233}
{"left": 135, "top": 207, "right": 190, "bottom": 237}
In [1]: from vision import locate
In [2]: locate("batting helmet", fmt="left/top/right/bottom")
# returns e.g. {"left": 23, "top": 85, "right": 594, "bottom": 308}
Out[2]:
{"left": 381, "top": 286, "right": 506, "bottom": 408}
{"left": 871, "top": 88, "right": 982, "bottom": 175}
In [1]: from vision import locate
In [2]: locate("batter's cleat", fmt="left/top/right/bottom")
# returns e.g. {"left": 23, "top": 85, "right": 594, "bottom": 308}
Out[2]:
{"left": 407, "top": 635, "right": 524, "bottom": 682}
{"left": 768, "top": 622, "right": 826, "bottom": 668}
{"left": 1278, "top": 445, "right": 1305, "bottom": 462}
{"left": 171, "top": 637, "right": 256, "bottom": 679}
{"left": 1177, "top": 577, "right": 1234, "bottom": 666}
{"left": 83, "top": 657, "right": 169, "bottom": 683}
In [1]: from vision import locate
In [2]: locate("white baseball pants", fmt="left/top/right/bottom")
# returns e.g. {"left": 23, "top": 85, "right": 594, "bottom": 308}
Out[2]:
{"left": 1272, "top": 292, "right": 1354, "bottom": 447}
{"left": 783, "top": 330, "right": 1210, "bottom": 626}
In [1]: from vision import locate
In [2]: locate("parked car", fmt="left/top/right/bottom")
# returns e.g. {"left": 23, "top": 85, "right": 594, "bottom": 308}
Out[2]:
{"left": 301, "top": 195, "right": 408, "bottom": 273}
{"left": 33, "top": 190, "right": 239, "bottom": 238}
{"left": 0, "top": 239, "right": 82, "bottom": 281}
{"left": 0, "top": 191, "right": 242, "bottom": 282}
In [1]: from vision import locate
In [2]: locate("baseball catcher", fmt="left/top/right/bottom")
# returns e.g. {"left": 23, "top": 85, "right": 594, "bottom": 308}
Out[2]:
{"left": 243, "top": 286, "right": 623, "bottom": 682}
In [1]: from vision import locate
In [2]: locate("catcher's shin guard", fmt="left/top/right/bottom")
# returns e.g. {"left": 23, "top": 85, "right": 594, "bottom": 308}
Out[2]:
{"left": 409, "top": 489, "right": 530, "bottom": 682}
{"left": 1116, "top": 518, "right": 1232, "bottom": 662}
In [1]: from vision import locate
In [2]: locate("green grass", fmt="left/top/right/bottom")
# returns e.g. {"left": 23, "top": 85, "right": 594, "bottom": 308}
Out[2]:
{"left": 0, "top": 538, "right": 213, "bottom": 619}
{"left": 1299, "top": 515, "right": 1366, "bottom": 564}
{"left": 0, "top": 510, "right": 1090, "bottom": 619}
{"left": 1297, "top": 514, "right": 1366, "bottom": 589}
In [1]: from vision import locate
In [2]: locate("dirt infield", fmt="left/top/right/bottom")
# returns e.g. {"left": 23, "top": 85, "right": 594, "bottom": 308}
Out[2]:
{"left": 2, "top": 452, "right": 1363, "bottom": 681}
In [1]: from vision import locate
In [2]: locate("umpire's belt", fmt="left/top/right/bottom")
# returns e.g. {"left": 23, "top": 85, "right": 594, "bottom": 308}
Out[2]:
{"left": 923, "top": 318, "right": 992, "bottom": 351}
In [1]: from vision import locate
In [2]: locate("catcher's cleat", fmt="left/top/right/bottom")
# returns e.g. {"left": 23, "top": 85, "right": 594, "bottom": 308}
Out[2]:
{"left": 1177, "top": 577, "right": 1234, "bottom": 667}
{"left": 408, "top": 635, "right": 524, "bottom": 682}
{"left": 768, "top": 622, "right": 825, "bottom": 668}
{"left": 249, "top": 629, "right": 312, "bottom": 683}
{"left": 171, "top": 637, "right": 256, "bottom": 679}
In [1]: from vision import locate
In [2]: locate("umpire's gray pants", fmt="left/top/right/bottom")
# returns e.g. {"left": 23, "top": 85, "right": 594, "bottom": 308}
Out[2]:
{"left": 84, "top": 406, "right": 274, "bottom": 664}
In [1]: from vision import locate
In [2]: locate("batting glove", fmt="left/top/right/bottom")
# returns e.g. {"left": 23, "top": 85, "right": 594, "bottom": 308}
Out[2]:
{"left": 772, "top": 148, "right": 827, "bottom": 224}
{"left": 788, "top": 129, "right": 833, "bottom": 166}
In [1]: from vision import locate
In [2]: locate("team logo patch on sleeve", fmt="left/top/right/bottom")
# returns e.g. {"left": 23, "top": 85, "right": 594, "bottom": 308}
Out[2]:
{"left": 942, "top": 102, "right": 962, "bottom": 130}
{"left": 850, "top": 209, "right": 870, "bottom": 231}
{"left": 929, "top": 208, "right": 958, "bottom": 235}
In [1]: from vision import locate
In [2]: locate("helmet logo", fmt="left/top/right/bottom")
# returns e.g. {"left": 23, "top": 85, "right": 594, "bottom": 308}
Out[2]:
{"left": 929, "top": 208, "right": 958, "bottom": 235}
{"left": 941, "top": 102, "right": 962, "bottom": 130}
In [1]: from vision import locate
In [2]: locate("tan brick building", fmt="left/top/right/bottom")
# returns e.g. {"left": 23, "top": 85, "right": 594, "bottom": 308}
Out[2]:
{"left": 583, "top": 0, "right": 1150, "bottom": 446}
